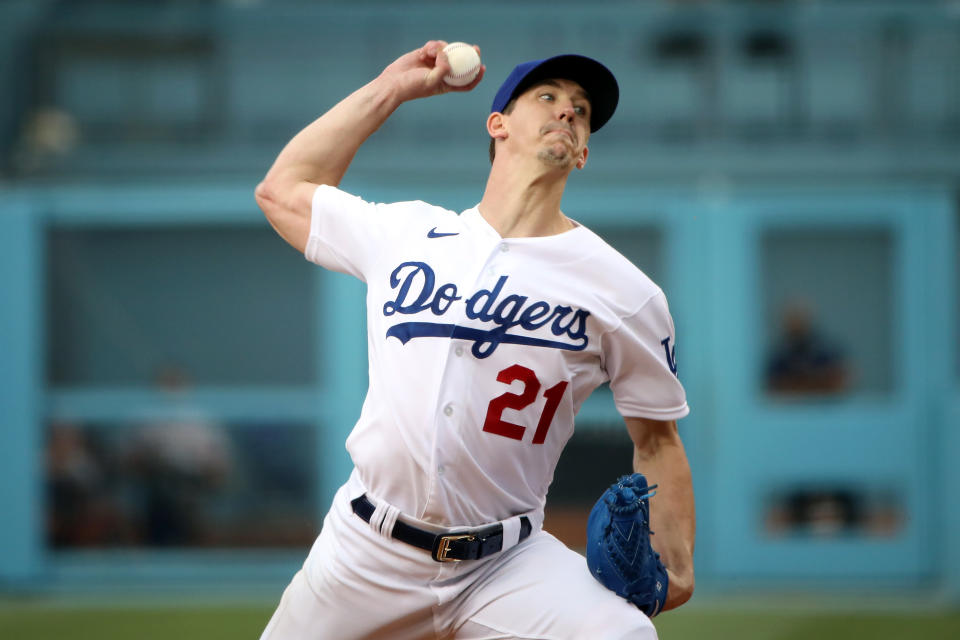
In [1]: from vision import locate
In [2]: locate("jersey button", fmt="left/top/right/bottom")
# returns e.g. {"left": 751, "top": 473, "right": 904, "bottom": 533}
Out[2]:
{"left": 454, "top": 346, "right": 464, "bottom": 357}
{"left": 499, "top": 244, "right": 509, "bottom": 253}
{"left": 443, "top": 403, "right": 454, "bottom": 416}
{"left": 437, "top": 465, "right": 446, "bottom": 476}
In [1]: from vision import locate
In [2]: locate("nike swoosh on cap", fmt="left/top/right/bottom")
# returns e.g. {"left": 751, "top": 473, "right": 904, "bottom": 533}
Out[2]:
{"left": 427, "top": 227, "right": 459, "bottom": 238}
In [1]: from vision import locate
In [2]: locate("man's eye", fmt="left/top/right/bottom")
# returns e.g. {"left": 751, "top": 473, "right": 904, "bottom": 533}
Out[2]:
{"left": 539, "top": 93, "right": 555, "bottom": 101}
{"left": 574, "top": 105, "right": 586, "bottom": 115}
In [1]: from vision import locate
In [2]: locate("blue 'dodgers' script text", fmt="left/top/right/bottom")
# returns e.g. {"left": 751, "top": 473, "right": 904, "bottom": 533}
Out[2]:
{"left": 382, "top": 261, "right": 590, "bottom": 358}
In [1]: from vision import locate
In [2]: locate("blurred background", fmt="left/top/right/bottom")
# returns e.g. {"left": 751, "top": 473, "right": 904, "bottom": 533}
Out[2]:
{"left": 1, "top": 0, "right": 959, "bottom": 638}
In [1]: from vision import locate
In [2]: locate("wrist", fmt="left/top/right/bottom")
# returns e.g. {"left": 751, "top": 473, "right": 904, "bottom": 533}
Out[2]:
{"left": 663, "top": 566, "right": 694, "bottom": 611}
{"left": 369, "top": 72, "right": 406, "bottom": 113}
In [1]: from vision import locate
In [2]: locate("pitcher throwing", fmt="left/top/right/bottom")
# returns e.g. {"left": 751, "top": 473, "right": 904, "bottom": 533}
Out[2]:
{"left": 255, "top": 40, "right": 695, "bottom": 640}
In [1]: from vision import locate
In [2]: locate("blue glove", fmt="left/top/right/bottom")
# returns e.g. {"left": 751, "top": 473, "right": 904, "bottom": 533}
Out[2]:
{"left": 585, "top": 473, "right": 668, "bottom": 617}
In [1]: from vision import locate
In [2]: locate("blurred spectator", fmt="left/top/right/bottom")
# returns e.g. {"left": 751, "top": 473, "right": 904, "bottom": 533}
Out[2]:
{"left": 785, "top": 488, "right": 861, "bottom": 537}
{"left": 46, "top": 421, "right": 125, "bottom": 547}
{"left": 126, "top": 366, "right": 232, "bottom": 546}
{"left": 765, "top": 301, "right": 850, "bottom": 394}
{"left": 765, "top": 486, "right": 903, "bottom": 538}
{"left": 13, "top": 106, "right": 79, "bottom": 173}
{"left": 45, "top": 364, "right": 318, "bottom": 549}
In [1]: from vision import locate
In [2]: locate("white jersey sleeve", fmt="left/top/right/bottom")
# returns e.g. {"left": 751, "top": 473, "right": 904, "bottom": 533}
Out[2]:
{"left": 304, "top": 184, "right": 454, "bottom": 281}
{"left": 601, "top": 289, "right": 689, "bottom": 421}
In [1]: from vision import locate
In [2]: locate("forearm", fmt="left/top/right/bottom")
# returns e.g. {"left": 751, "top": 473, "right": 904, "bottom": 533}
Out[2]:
{"left": 631, "top": 422, "right": 696, "bottom": 610}
{"left": 261, "top": 40, "right": 482, "bottom": 193}
{"left": 263, "top": 74, "right": 401, "bottom": 190}
{"left": 254, "top": 41, "right": 482, "bottom": 253}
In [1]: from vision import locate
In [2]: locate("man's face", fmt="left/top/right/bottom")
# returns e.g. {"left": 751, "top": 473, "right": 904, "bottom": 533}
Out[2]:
{"left": 505, "top": 77, "right": 591, "bottom": 170}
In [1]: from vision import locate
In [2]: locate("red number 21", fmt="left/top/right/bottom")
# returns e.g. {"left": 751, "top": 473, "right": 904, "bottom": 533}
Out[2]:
{"left": 482, "top": 364, "right": 569, "bottom": 445}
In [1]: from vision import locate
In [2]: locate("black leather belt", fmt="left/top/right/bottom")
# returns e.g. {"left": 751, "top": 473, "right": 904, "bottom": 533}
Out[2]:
{"left": 350, "top": 494, "right": 532, "bottom": 562}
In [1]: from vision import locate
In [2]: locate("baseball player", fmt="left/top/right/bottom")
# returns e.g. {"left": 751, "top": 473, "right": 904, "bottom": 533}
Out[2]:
{"left": 255, "top": 41, "right": 695, "bottom": 639}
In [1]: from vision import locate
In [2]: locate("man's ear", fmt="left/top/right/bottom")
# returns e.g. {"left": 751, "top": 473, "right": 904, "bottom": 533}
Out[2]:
{"left": 576, "top": 145, "right": 589, "bottom": 170}
{"left": 487, "top": 112, "right": 508, "bottom": 141}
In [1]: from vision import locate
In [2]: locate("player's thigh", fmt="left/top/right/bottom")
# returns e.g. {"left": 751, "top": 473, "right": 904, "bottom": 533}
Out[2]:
{"left": 261, "top": 498, "right": 439, "bottom": 640}
{"left": 259, "top": 569, "right": 330, "bottom": 640}
{"left": 261, "top": 564, "right": 439, "bottom": 640}
{"left": 452, "top": 532, "right": 657, "bottom": 640}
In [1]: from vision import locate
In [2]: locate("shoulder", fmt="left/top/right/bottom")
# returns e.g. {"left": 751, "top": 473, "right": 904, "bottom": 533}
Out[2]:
{"left": 379, "top": 198, "right": 459, "bottom": 223}
{"left": 314, "top": 185, "right": 457, "bottom": 220}
{"left": 573, "top": 223, "right": 664, "bottom": 316}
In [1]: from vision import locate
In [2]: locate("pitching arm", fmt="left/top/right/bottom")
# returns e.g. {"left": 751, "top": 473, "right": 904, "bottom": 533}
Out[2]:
{"left": 255, "top": 40, "right": 484, "bottom": 253}
{"left": 625, "top": 416, "right": 696, "bottom": 611}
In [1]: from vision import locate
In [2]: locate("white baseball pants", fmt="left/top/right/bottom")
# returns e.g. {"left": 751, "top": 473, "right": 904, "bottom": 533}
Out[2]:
{"left": 259, "top": 477, "right": 657, "bottom": 640}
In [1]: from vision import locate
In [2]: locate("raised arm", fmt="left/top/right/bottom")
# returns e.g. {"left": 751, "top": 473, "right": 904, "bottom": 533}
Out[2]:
{"left": 254, "top": 40, "right": 484, "bottom": 253}
{"left": 625, "top": 416, "right": 696, "bottom": 611}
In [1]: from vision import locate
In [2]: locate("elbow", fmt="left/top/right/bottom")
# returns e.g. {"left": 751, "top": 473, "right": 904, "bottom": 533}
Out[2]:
{"left": 255, "top": 177, "right": 296, "bottom": 231}
{"left": 253, "top": 177, "right": 312, "bottom": 253}
{"left": 254, "top": 179, "right": 278, "bottom": 220}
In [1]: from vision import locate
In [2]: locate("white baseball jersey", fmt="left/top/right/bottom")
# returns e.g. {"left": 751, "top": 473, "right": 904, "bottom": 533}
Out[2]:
{"left": 305, "top": 184, "right": 688, "bottom": 529}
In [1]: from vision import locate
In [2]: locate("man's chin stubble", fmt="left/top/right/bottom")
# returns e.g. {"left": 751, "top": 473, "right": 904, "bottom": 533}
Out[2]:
{"left": 537, "top": 147, "right": 575, "bottom": 168}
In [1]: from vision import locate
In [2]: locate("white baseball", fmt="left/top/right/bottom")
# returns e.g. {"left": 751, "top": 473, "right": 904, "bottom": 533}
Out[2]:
{"left": 442, "top": 42, "right": 481, "bottom": 87}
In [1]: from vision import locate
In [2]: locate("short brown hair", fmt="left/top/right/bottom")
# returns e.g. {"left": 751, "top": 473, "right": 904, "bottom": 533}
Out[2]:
{"left": 488, "top": 98, "right": 517, "bottom": 163}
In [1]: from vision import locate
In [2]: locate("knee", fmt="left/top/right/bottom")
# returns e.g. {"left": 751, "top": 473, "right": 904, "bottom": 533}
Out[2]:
{"left": 609, "top": 625, "right": 658, "bottom": 640}
{"left": 573, "top": 608, "right": 656, "bottom": 640}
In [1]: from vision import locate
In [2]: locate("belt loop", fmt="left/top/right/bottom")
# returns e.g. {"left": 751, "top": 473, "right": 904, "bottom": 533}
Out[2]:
{"left": 380, "top": 502, "right": 401, "bottom": 538}
{"left": 501, "top": 516, "right": 522, "bottom": 550}
{"left": 368, "top": 499, "right": 401, "bottom": 539}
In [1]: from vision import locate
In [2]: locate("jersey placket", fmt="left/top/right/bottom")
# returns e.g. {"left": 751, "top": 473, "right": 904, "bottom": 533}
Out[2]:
{"left": 422, "top": 238, "right": 514, "bottom": 522}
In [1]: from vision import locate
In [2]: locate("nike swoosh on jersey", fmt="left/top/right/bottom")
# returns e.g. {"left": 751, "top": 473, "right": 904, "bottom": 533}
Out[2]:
{"left": 427, "top": 227, "right": 459, "bottom": 238}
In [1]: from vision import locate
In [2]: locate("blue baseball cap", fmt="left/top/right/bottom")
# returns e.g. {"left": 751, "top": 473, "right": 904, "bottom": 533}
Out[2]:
{"left": 490, "top": 54, "right": 619, "bottom": 133}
